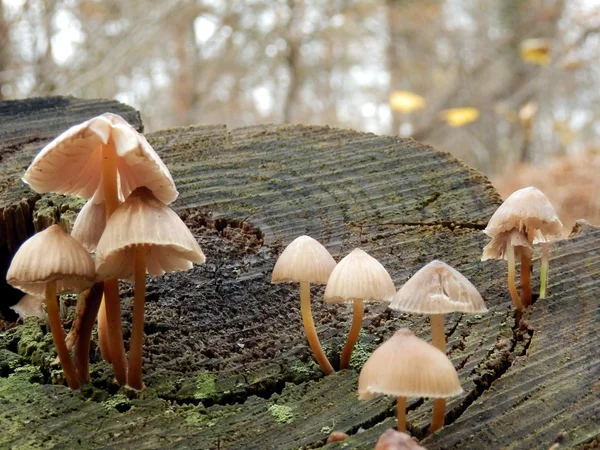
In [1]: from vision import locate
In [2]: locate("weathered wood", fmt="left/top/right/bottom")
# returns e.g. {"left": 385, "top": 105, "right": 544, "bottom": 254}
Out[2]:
{"left": 0, "top": 97, "right": 598, "bottom": 450}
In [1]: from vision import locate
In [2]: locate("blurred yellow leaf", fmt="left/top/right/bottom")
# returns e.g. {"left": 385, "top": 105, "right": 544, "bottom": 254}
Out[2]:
{"left": 520, "top": 38, "right": 551, "bottom": 65}
{"left": 389, "top": 91, "right": 425, "bottom": 113}
{"left": 519, "top": 102, "right": 538, "bottom": 128}
{"left": 441, "top": 107, "right": 480, "bottom": 127}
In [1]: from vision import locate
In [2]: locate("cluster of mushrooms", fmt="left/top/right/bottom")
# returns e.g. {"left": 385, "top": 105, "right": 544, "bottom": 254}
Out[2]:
{"left": 272, "top": 186, "right": 562, "bottom": 436}
{"left": 7, "top": 113, "right": 205, "bottom": 390}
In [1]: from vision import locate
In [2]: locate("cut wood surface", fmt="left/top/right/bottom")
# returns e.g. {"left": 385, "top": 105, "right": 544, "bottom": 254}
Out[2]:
{"left": 0, "top": 97, "right": 598, "bottom": 450}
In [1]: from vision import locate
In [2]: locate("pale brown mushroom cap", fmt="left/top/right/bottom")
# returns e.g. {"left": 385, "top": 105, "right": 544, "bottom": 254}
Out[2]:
{"left": 358, "top": 328, "right": 463, "bottom": 400}
{"left": 271, "top": 235, "right": 336, "bottom": 285}
{"left": 95, "top": 187, "right": 205, "bottom": 280}
{"left": 71, "top": 192, "right": 106, "bottom": 252}
{"left": 481, "top": 230, "right": 533, "bottom": 261}
{"left": 10, "top": 294, "right": 46, "bottom": 320}
{"left": 22, "top": 113, "right": 178, "bottom": 204}
{"left": 7, "top": 224, "right": 96, "bottom": 296}
{"left": 389, "top": 260, "right": 486, "bottom": 314}
{"left": 484, "top": 186, "right": 563, "bottom": 243}
{"left": 324, "top": 248, "right": 396, "bottom": 303}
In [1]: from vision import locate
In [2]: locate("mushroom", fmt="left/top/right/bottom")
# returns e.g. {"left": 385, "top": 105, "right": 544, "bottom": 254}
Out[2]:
{"left": 6, "top": 225, "right": 96, "bottom": 389}
{"left": 389, "top": 260, "right": 486, "bottom": 432}
{"left": 324, "top": 248, "right": 396, "bottom": 370}
{"left": 482, "top": 230, "right": 533, "bottom": 311}
{"left": 95, "top": 187, "right": 205, "bottom": 390}
{"left": 375, "top": 429, "right": 427, "bottom": 450}
{"left": 10, "top": 293, "right": 46, "bottom": 320}
{"left": 271, "top": 235, "right": 337, "bottom": 375}
{"left": 358, "top": 328, "right": 462, "bottom": 433}
{"left": 484, "top": 186, "right": 563, "bottom": 304}
{"left": 22, "top": 112, "right": 178, "bottom": 384}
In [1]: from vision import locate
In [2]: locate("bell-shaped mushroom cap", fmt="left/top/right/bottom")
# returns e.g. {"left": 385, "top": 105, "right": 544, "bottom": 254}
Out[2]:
{"left": 22, "top": 113, "right": 178, "bottom": 205}
{"left": 271, "top": 235, "right": 336, "bottom": 285}
{"left": 358, "top": 328, "right": 463, "bottom": 400}
{"left": 389, "top": 260, "right": 486, "bottom": 314}
{"left": 7, "top": 224, "right": 96, "bottom": 296}
{"left": 484, "top": 186, "right": 563, "bottom": 243}
{"left": 324, "top": 248, "right": 396, "bottom": 303}
{"left": 10, "top": 294, "right": 46, "bottom": 320}
{"left": 71, "top": 193, "right": 107, "bottom": 252}
{"left": 481, "top": 230, "right": 533, "bottom": 261}
{"left": 95, "top": 187, "right": 205, "bottom": 280}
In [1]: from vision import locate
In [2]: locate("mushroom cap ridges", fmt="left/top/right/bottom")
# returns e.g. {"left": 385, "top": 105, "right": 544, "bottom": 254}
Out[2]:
{"left": 7, "top": 224, "right": 96, "bottom": 296}
{"left": 95, "top": 187, "right": 205, "bottom": 280}
{"left": 22, "top": 113, "right": 178, "bottom": 204}
{"left": 324, "top": 248, "right": 396, "bottom": 303}
{"left": 485, "top": 186, "right": 563, "bottom": 243}
{"left": 358, "top": 328, "right": 463, "bottom": 400}
{"left": 271, "top": 235, "right": 336, "bottom": 285}
{"left": 390, "top": 260, "right": 486, "bottom": 314}
{"left": 481, "top": 230, "right": 533, "bottom": 261}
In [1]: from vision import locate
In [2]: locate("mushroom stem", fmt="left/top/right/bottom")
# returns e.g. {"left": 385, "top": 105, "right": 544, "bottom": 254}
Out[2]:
{"left": 97, "top": 296, "right": 112, "bottom": 362}
{"left": 340, "top": 299, "right": 364, "bottom": 370}
{"left": 127, "top": 246, "right": 147, "bottom": 390}
{"left": 539, "top": 243, "right": 549, "bottom": 299}
{"left": 74, "top": 282, "right": 104, "bottom": 384}
{"left": 299, "top": 281, "right": 334, "bottom": 375}
{"left": 101, "top": 140, "right": 128, "bottom": 385}
{"left": 429, "top": 313, "right": 446, "bottom": 433}
{"left": 520, "top": 230, "right": 534, "bottom": 307}
{"left": 507, "top": 245, "right": 523, "bottom": 311}
{"left": 45, "top": 281, "right": 80, "bottom": 389}
{"left": 396, "top": 396, "right": 406, "bottom": 432}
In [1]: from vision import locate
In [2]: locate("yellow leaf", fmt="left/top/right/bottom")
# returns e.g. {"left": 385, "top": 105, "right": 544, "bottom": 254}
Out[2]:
{"left": 389, "top": 91, "right": 425, "bottom": 113}
{"left": 520, "top": 38, "right": 551, "bottom": 66}
{"left": 441, "top": 107, "right": 480, "bottom": 127}
{"left": 519, "top": 102, "right": 538, "bottom": 128}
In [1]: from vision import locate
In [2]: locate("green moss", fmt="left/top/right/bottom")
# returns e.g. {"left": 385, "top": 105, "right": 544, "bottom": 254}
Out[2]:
{"left": 289, "top": 359, "right": 319, "bottom": 379}
{"left": 268, "top": 404, "right": 294, "bottom": 424}
{"left": 194, "top": 372, "right": 216, "bottom": 400}
{"left": 349, "top": 330, "right": 375, "bottom": 370}
{"left": 102, "top": 394, "right": 130, "bottom": 412}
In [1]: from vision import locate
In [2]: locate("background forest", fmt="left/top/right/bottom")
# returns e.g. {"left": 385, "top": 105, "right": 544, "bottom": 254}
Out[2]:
{"left": 1, "top": 0, "right": 599, "bottom": 229}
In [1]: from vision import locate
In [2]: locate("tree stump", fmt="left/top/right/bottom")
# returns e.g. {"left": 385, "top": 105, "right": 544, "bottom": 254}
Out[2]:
{"left": 0, "top": 97, "right": 598, "bottom": 450}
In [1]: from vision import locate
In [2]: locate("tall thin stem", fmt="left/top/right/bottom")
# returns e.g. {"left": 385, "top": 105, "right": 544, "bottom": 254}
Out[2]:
{"left": 74, "top": 282, "right": 104, "bottom": 384}
{"left": 340, "top": 299, "right": 364, "bottom": 370}
{"left": 299, "top": 281, "right": 334, "bottom": 375}
{"left": 429, "top": 313, "right": 446, "bottom": 433}
{"left": 128, "top": 246, "right": 147, "bottom": 389}
{"left": 101, "top": 139, "right": 127, "bottom": 385}
{"left": 97, "top": 297, "right": 111, "bottom": 362}
{"left": 539, "top": 243, "right": 549, "bottom": 299}
{"left": 397, "top": 396, "right": 406, "bottom": 432}
{"left": 45, "top": 281, "right": 80, "bottom": 389}
{"left": 520, "top": 230, "right": 534, "bottom": 307}
{"left": 507, "top": 245, "right": 523, "bottom": 311}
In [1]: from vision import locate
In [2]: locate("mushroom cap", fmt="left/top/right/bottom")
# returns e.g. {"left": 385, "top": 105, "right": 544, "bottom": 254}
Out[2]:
{"left": 484, "top": 186, "right": 563, "bottom": 243}
{"left": 324, "top": 248, "right": 396, "bottom": 303}
{"left": 358, "top": 328, "right": 463, "bottom": 400}
{"left": 10, "top": 294, "right": 46, "bottom": 320}
{"left": 389, "top": 260, "right": 486, "bottom": 314}
{"left": 271, "top": 235, "right": 336, "bottom": 285}
{"left": 481, "top": 230, "right": 533, "bottom": 261}
{"left": 71, "top": 193, "right": 106, "bottom": 252}
{"left": 95, "top": 187, "right": 205, "bottom": 280}
{"left": 7, "top": 224, "right": 96, "bottom": 296}
{"left": 22, "top": 113, "right": 178, "bottom": 204}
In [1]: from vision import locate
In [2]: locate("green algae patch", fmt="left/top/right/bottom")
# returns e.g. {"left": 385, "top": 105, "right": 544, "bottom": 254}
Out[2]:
{"left": 102, "top": 393, "right": 131, "bottom": 412}
{"left": 268, "top": 404, "right": 294, "bottom": 424}
{"left": 194, "top": 372, "right": 216, "bottom": 400}
{"left": 349, "top": 330, "right": 376, "bottom": 370}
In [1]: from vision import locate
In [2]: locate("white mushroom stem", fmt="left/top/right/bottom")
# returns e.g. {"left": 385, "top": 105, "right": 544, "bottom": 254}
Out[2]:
{"left": 340, "top": 299, "right": 364, "bottom": 370}
{"left": 539, "top": 243, "right": 550, "bottom": 299}
{"left": 429, "top": 314, "right": 446, "bottom": 433}
{"left": 397, "top": 396, "right": 407, "bottom": 432}
{"left": 299, "top": 281, "right": 334, "bottom": 375}
{"left": 100, "top": 140, "right": 128, "bottom": 385}
{"left": 45, "top": 281, "right": 80, "bottom": 389}
{"left": 520, "top": 230, "right": 534, "bottom": 307}
{"left": 128, "top": 245, "right": 147, "bottom": 390}
{"left": 507, "top": 245, "right": 523, "bottom": 311}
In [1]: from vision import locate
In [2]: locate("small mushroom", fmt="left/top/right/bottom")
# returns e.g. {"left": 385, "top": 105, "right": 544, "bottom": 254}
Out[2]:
{"left": 389, "top": 260, "right": 486, "bottom": 432}
{"left": 95, "top": 187, "right": 205, "bottom": 390}
{"left": 482, "top": 230, "right": 533, "bottom": 311}
{"left": 358, "top": 328, "right": 462, "bottom": 433}
{"left": 324, "top": 248, "right": 395, "bottom": 370}
{"left": 10, "top": 293, "right": 45, "bottom": 320}
{"left": 6, "top": 225, "right": 96, "bottom": 389}
{"left": 375, "top": 429, "right": 427, "bottom": 450}
{"left": 484, "top": 186, "right": 562, "bottom": 305}
{"left": 271, "top": 235, "right": 336, "bottom": 375}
